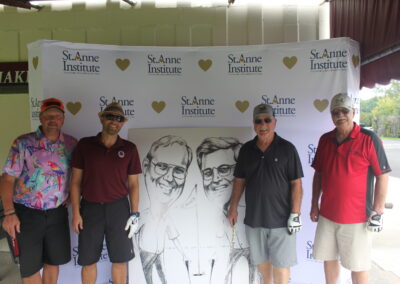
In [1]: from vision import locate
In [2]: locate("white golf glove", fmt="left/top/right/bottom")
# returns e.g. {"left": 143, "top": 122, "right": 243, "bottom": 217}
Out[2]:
{"left": 367, "top": 211, "right": 383, "bottom": 232}
{"left": 125, "top": 212, "right": 140, "bottom": 239}
{"left": 287, "top": 213, "right": 302, "bottom": 234}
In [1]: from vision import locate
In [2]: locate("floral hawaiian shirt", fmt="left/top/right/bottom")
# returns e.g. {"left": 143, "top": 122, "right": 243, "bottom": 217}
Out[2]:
{"left": 2, "top": 127, "right": 77, "bottom": 210}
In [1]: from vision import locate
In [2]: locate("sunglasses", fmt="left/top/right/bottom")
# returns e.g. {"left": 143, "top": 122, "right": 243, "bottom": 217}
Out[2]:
{"left": 104, "top": 114, "right": 125, "bottom": 122}
{"left": 44, "top": 101, "right": 62, "bottom": 107}
{"left": 254, "top": 118, "right": 273, "bottom": 124}
{"left": 331, "top": 108, "right": 350, "bottom": 116}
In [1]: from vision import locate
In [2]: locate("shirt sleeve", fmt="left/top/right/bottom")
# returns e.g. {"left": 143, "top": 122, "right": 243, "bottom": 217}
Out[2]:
{"left": 233, "top": 145, "right": 246, "bottom": 178}
{"left": 369, "top": 133, "right": 391, "bottom": 176}
{"left": 2, "top": 138, "right": 25, "bottom": 178}
{"left": 128, "top": 144, "right": 142, "bottom": 175}
{"left": 71, "top": 140, "right": 85, "bottom": 170}
{"left": 287, "top": 143, "right": 304, "bottom": 181}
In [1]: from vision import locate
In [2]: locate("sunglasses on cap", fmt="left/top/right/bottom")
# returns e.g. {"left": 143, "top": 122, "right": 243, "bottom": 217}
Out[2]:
{"left": 254, "top": 118, "right": 273, "bottom": 124}
{"left": 104, "top": 114, "right": 125, "bottom": 122}
{"left": 44, "top": 101, "right": 61, "bottom": 107}
{"left": 331, "top": 108, "right": 350, "bottom": 116}
{"left": 41, "top": 98, "right": 65, "bottom": 113}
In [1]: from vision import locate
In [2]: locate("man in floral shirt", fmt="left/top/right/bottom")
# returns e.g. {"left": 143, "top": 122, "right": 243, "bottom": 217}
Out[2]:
{"left": 1, "top": 98, "right": 77, "bottom": 284}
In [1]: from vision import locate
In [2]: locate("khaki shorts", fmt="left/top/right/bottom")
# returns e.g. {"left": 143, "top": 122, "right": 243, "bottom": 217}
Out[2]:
{"left": 313, "top": 216, "right": 372, "bottom": 271}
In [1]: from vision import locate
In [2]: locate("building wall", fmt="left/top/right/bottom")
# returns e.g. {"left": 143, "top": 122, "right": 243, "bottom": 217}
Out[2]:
{"left": 0, "top": 0, "right": 329, "bottom": 166}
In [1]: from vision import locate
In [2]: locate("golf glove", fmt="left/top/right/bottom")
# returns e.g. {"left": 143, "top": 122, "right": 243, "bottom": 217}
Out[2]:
{"left": 367, "top": 211, "right": 383, "bottom": 232}
{"left": 287, "top": 213, "right": 302, "bottom": 234}
{"left": 125, "top": 212, "right": 140, "bottom": 239}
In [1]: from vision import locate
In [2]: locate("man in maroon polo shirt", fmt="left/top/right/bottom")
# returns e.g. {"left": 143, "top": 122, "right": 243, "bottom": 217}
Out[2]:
{"left": 310, "top": 93, "right": 391, "bottom": 284}
{"left": 70, "top": 102, "right": 142, "bottom": 284}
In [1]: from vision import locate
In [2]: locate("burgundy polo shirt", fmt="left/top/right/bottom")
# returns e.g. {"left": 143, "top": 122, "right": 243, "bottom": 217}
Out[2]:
{"left": 72, "top": 133, "right": 142, "bottom": 203}
{"left": 312, "top": 123, "right": 391, "bottom": 224}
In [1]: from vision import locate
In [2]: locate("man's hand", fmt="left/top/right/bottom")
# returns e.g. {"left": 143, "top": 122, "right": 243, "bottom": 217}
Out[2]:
{"left": 2, "top": 214, "right": 20, "bottom": 239}
{"left": 367, "top": 211, "right": 383, "bottom": 232}
{"left": 287, "top": 213, "right": 302, "bottom": 234}
{"left": 227, "top": 207, "right": 238, "bottom": 227}
{"left": 125, "top": 212, "right": 140, "bottom": 239}
{"left": 310, "top": 204, "right": 320, "bottom": 222}
{"left": 72, "top": 214, "right": 83, "bottom": 234}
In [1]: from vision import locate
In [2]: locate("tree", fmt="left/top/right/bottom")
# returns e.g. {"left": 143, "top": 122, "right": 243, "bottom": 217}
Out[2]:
{"left": 360, "top": 80, "right": 400, "bottom": 137}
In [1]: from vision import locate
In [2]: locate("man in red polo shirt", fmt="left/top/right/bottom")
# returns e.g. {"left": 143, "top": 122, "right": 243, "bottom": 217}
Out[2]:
{"left": 310, "top": 93, "right": 391, "bottom": 284}
{"left": 70, "top": 102, "right": 142, "bottom": 284}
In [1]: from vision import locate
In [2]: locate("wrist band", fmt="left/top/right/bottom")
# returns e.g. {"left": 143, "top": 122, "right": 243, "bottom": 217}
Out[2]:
{"left": 130, "top": 212, "right": 140, "bottom": 217}
{"left": 4, "top": 212, "right": 16, "bottom": 217}
{"left": 4, "top": 208, "right": 15, "bottom": 214}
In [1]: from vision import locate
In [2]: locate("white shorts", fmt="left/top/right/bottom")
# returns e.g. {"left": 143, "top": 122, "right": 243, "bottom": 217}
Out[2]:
{"left": 313, "top": 216, "right": 372, "bottom": 271}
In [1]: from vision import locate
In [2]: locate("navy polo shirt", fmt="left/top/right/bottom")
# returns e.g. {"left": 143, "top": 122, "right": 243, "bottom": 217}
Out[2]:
{"left": 72, "top": 133, "right": 142, "bottom": 203}
{"left": 234, "top": 134, "right": 303, "bottom": 228}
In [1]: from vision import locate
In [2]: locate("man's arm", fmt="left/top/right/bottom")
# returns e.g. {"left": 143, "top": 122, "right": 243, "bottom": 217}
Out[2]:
{"left": 310, "top": 171, "right": 322, "bottom": 222}
{"left": 0, "top": 173, "right": 19, "bottom": 239}
{"left": 70, "top": 167, "right": 83, "bottom": 234}
{"left": 290, "top": 178, "right": 302, "bottom": 214}
{"left": 127, "top": 174, "right": 139, "bottom": 213}
{"left": 373, "top": 173, "right": 389, "bottom": 215}
{"left": 227, "top": 177, "right": 245, "bottom": 226}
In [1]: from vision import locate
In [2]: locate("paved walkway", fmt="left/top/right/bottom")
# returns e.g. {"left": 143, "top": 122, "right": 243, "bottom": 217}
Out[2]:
{"left": 370, "top": 176, "right": 400, "bottom": 283}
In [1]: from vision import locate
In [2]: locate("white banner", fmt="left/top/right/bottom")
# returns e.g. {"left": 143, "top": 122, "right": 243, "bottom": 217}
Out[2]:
{"left": 28, "top": 38, "right": 360, "bottom": 284}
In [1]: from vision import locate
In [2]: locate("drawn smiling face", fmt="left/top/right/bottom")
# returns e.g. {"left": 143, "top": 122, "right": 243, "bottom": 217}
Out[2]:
{"left": 201, "top": 148, "right": 235, "bottom": 204}
{"left": 144, "top": 144, "right": 188, "bottom": 205}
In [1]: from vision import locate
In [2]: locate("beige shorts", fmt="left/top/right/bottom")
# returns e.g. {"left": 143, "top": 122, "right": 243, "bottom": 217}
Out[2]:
{"left": 313, "top": 216, "right": 372, "bottom": 271}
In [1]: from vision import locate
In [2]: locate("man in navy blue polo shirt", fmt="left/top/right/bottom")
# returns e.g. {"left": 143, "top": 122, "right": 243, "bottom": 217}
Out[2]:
{"left": 70, "top": 102, "right": 142, "bottom": 284}
{"left": 228, "top": 103, "right": 303, "bottom": 284}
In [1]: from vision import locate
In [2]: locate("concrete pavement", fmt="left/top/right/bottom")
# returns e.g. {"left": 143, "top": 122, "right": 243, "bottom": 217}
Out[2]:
{"left": 371, "top": 176, "right": 400, "bottom": 283}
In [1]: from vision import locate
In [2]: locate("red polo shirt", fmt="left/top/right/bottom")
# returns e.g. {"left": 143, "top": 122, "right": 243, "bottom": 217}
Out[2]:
{"left": 72, "top": 133, "right": 142, "bottom": 203}
{"left": 312, "top": 123, "right": 391, "bottom": 224}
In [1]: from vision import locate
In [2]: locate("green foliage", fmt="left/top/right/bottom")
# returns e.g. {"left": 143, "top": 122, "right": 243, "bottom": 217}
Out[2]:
{"left": 360, "top": 80, "right": 400, "bottom": 137}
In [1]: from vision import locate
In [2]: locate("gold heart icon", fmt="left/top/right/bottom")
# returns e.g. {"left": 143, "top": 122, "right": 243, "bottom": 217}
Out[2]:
{"left": 32, "top": 57, "right": 39, "bottom": 70}
{"left": 283, "top": 56, "right": 297, "bottom": 69}
{"left": 198, "top": 59, "right": 212, "bottom": 71}
{"left": 152, "top": 101, "right": 166, "bottom": 113}
{"left": 352, "top": 55, "right": 360, "bottom": 67}
{"left": 313, "top": 99, "right": 329, "bottom": 112}
{"left": 115, "top": 59, "right": 130, "bottom": 71}
{"left": 235, "top": 100, "right": 249, "bottom": 113}
{"left": 66, "top": 102, "right": 82, "bottom": 115}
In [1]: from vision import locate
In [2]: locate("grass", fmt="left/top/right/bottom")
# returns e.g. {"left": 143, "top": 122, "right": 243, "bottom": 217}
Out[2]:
{"left": 382, "top": 137, "right": 400, "bottom": 141}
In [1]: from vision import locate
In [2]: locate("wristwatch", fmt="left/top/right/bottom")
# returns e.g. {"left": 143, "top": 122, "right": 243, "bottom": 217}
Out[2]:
{"left": 130, "top": 211, "right": 140, "bottom": 217}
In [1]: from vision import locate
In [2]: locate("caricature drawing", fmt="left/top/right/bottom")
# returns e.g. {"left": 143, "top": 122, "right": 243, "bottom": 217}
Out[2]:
{"left": 196, "top": 137, "right": 259, "bottom": 284}
{"left": 139, "top": 135, "right": 192, "bottom": 284}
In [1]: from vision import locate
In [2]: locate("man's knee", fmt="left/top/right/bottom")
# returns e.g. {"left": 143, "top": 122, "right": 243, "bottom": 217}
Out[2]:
{"left": 257, "top": 260, "right": 272, "bottom": 275}
{"left": 112, "top": 262, "right": 127, "bottom": 271}
{"left": 82, "top": 263, "right": 97, "bottom": 273}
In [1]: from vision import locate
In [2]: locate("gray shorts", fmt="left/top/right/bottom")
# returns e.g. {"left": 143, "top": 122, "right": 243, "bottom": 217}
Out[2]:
{"left": 245, "top": 225, "right": 297, "bottom": 268}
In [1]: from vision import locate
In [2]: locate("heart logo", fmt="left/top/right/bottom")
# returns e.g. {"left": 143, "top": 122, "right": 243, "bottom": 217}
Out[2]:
{"left": 352, "top": 55, "right": 360, "bottom": 67}
{"left": 283, "top": 56, "right": 297, "bottom": 69}
{"left": 313, "top": 99, "right": 329, "bottom": 112}
{"left": 152, "top": 101, "right": 166, "bottom": 113}
{"left": 198, "top": 59, "right": 212, "bottom": 71}
{"left": 32, "top": 57, "right": 39, "bottom": 70}
{"left": 235, "top": 100, "right": 249, "bottom": 113}
{"left": 115, "top": 59, "right": 130, "bottom": 71}
{"left": 66, "top": 102, "right": 82, "bottom": 115}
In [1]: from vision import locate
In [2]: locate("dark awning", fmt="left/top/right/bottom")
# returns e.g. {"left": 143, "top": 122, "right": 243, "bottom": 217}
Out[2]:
{"left": 330, "top": 0, "right": 400, "bottom": 88}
